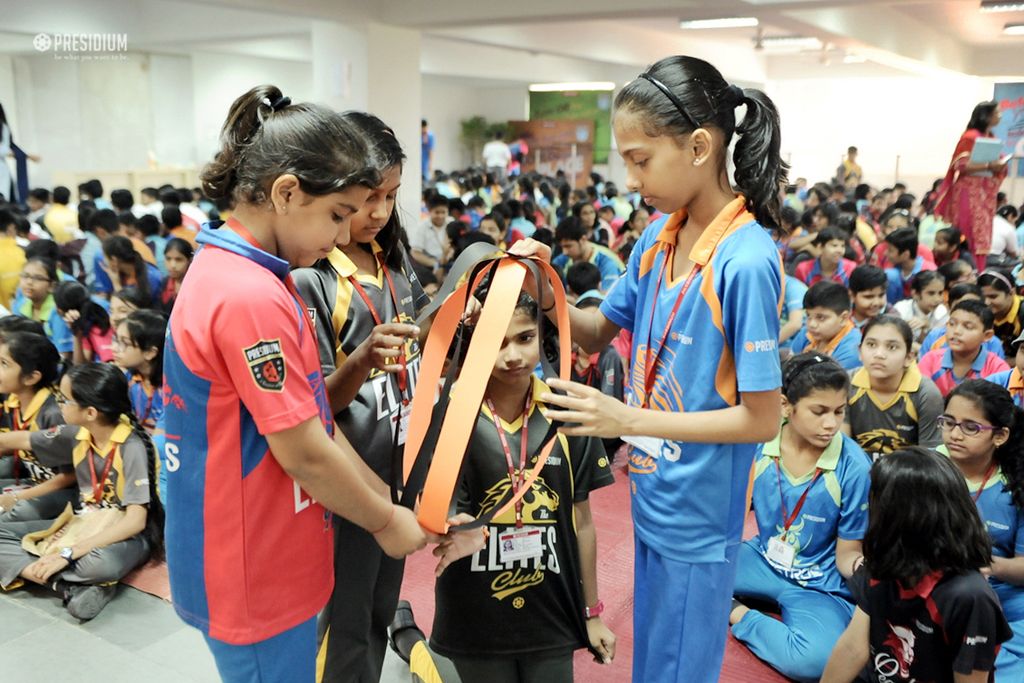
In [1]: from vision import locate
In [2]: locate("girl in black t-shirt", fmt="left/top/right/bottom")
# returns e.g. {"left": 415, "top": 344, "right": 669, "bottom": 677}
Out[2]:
{"left": 822, "top": 447, "right": 1012, "bottom": 683}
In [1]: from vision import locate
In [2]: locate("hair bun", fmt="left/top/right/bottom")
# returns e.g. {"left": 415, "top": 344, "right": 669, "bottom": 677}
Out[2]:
{"left": 728, "top": 84, "right": 745, "bottom": 107}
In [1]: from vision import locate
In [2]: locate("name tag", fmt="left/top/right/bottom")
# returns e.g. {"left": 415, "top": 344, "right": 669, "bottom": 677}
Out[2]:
{"left": 767, "top": 536, "right": 796, "bottom": 569}
{"left": 394, "top": 402, "right": 411, "bottom": 446}
{"left": 622, "top": 435, "right": 663, "bottom": 457}
{"left": 498, "top": 526, "right": 543, "bottom": 563}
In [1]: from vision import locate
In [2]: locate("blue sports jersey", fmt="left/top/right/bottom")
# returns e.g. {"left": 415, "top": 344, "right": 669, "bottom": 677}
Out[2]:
{"left": 554, "top": 243, "right": 626, "bottom": 292}
{"left": 985, "top": 368, "right": 1024, "bottom": 409}
{"left": 750, "top": 429, "right": 871, "bottom": 597}
{"left": 780, "top": 275, "right": 808, "bottom": 351}
{"left": 884, "top": 256, "right": 931, "bottom": 305}
{"left": 921, "top": 325, "right": 1005, "bottom": 359}
{"left": 600, "top": 197, "right": 782, "bottom": 563}
{"left": 971, "top": 468, "right": 1024, "bottom": 621}
{"left": 790, "top": 324, "right": 862, "bottom": 371}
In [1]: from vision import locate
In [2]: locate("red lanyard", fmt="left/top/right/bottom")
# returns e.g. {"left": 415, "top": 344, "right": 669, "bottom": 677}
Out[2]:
{"left": 776, "top": 461, "right": 822, "bottom": 540}
{"left": 227, "top": 217, "right": 319, "bottom": 365}
{"left": 485, "top": 394, "right": 532, "bottom": 528}
{"left": 87, "top": 446, "right": 117, "bottom": 505}
{"left": 573, "top": 352, "right": 599, "bottom": 387}
{"left": 972, "top": 464, "right": 997, "bottom": 503}
{"left": 348, "top": 253, "right": 409, "bottom": 398}
{"left": 139, "top": 382, "right": 155, "bottom": 426}
{"left": 10, "top": 403, "right": 34, "bottom": 485}
{"left": 642, "top": 246, "right": 701, "bottom": 408}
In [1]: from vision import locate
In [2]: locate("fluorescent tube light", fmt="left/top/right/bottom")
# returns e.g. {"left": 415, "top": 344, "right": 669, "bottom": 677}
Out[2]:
{"left": 528, "top": 82, "right": 615, "bottom": 92}
{"left": 1004, "top": 22, "right": 1024, "bottom": 34}
{"left": 980, "top": 2, "right": 1024, "bottom": 13}
{"left": 679, "top": 17, "right": 759, "bottom": 30}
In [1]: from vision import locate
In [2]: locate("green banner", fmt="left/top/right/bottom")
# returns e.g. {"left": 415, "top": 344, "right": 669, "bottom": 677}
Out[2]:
{"left": 529, "top": 90, "right": 612, "bottom": 164}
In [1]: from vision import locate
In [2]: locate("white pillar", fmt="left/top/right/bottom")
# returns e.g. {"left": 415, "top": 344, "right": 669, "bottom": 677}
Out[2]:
{"left": 310, "top": 20, "right": 422, "bottom": 227}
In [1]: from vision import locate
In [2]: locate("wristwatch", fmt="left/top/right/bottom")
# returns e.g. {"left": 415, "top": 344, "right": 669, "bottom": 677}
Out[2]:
{"left": 59, "top": 547, "right": 77, "bottom": 569}
{"left": 585, "top": 600, "right": 605, "bottom": 619}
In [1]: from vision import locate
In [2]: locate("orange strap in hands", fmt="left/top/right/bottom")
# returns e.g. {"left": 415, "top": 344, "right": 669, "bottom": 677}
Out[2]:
{"left": 399, "top": 245, "right": 571, "bottom": 534}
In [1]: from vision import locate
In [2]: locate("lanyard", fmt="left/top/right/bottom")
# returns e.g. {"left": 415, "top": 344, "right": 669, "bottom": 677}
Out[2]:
{"left": 971, "top": 464, "right": 997, "bottom": 503}
{"left": 138, "top": 381, "right": 155, "bottom": 426}
{"left": 573, "top": 352, "right": 599, "bottom": 388}
{"left": 227, "top": 217, "right": 320, "bottom": 372}
{"left": 642, "top": 246, "right": 701, "bottom": 408}
{"left": 87, "top": 446, "right": 117, "bottom": 505}
{"left": 776, "top": 461, "right": 822, "bottom": 540}
{"left": 485, "top": 394, "right": 532, "bottom": 528}
{"left": 348, "top": 252, "right": 409, "bottom": 399}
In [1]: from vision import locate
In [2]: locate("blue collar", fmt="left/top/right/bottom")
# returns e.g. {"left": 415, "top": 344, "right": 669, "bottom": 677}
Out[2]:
{"left": 196, "top": 221, "right": 290, "bottom": 280}
{"left": 940, "top": 347, "right": 987, "bottom": 373}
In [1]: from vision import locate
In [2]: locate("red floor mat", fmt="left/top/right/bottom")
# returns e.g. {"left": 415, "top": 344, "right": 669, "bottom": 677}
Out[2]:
{"left": 399, "top": 462, "right": 790, "bottom": 682}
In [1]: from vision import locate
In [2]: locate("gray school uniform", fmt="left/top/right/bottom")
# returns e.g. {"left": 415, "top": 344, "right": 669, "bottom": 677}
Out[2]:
{"left": 0, "top": 425, "right": 150, "bottom": 589}
{"left": 293, "top": 243, "right": 429, "bottom": 683}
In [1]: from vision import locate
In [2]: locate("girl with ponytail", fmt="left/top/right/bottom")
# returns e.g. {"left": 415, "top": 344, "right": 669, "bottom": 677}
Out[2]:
{"left": 510, "top": 55, "right": 788, "bottom": 682}
{"left": 0, "top": 363, "right": 163, "bottom": 621}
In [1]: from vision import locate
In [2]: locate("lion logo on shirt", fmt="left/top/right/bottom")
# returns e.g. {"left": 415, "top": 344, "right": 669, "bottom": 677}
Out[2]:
{"left": 478, "top": 475, "right": 559, "bottom": 525}
{"left": 878, "top": 623, "right": 916, "bottom": 679}
{"left": 857, "top": 428, "right": 909, "bottom": 456}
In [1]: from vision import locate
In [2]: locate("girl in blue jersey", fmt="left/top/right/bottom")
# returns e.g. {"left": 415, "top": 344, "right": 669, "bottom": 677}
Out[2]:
{"left": 730, "top": 353, "right": 871, "bottom": 681}
{"left": 512, "top": 55, "right": 787, "bottom": 682}
{"left": 941, "top": 379, "right": 1024, "bottom": 681}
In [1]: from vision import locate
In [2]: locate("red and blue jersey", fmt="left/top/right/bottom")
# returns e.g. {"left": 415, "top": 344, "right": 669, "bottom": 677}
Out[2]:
{"left": 918, "top": 347, "right": 1011, "bottom": 397}
{"left": 793, "top": 256, "right": 856, "bottom": 288}
{"left": 600, "top": 197, "right": 783, "bottom": 563}
{"left": 162, "top": 224, "right": 335, "bottom": 645}
{"left": 985, "top": 368, "right": 1024, "bottom": 409}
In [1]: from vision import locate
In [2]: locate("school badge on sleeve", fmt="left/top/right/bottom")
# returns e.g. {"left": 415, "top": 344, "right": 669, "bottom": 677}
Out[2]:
{"left": 243, "top": 339, "right": 286, "bottom": 391}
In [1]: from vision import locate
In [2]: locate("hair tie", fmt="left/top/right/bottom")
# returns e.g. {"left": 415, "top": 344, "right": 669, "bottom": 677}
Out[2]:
{"left": 784, "top": 353, "right": 827, "bottom": 388}
{"left": 270, "top": 95, "right": 291, "bottom": 111}
{"left": 728, "top": 84, "right": 745, "bottom": 107}
{"left": 637, "top": 72, "right": 701, "bottom": 129}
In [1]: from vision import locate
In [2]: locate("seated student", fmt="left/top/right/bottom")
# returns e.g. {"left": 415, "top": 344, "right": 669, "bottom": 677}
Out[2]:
{"left": 15, "top": 257, "right": 74, "bottom": 357}
{"left": 937, "top": 258, "right": 975, "bottom": 290}
{"left": 780, "top": 275, "right": 809, "bottom": 356}
{"left": 933, "top": 227, "right": 973, "bottom": 268}
{"left": 919, "top": 299, "right": 1011, "bottom": 397}
{"left": 987, "top": 331, "right": 1024, "bottom": 409}
{"left": 160, "top": 206, "right": 197, "bottom": 248}
{"left": 157, "top": 237, "right": 194, "bottom": 315}
{"left": 566, "top": 261, "right": 602, "bottom": 304}
{"left": 794, "top": 226, "right": 857, "bottom": 287}
{"left": 922, "top": 282, "right": 1006, "bottom": 359}
{"left": 821, "top": 447, "right": 1012, "bottom": 683}
{"left": 845, "top": 316, "right": 944, "bottom": 459}
{"left": 730, "top": 353, "right": 871, "bottom": 682}
{"left": 978, "top": 269, "right": 1023, "bottom": 359}
{"left": 892, "top": 270, "right": 948, "bottom": 344}
{"left": 0, "top": 363, "right": 163, "bottom": 621}
{"left": 0, "top": 333, "right": 74, "bottom": 522}
{"left": 430, "top": 292, "right": 616, "bottom": 681}
{"left": 465, "top": 195, "right": 486, "bottom": 229}
{"left": 791, "top": 282, "right": 863, "bottom": 370}
{"left": 848, "top": 265, "right": 888, "bottom": 330}
{"left": 571, "top": 291, "right": 625, "bottom": 461}
{"left": 883, "top": 227, "right": 936, "bottom": 307}
{"left": 54, "top": 281, "right": 114, "bottom": 365}
{"left": 0, "top": 208, "right": 27, "bottom": 311}
{"left": 108, "top": 286, "right": 148, "bottom": 334}
{"left": 552, "top": 216, "right": 626, "bottom": 292}
{"left": 99, "top": 236, "right": 162, "bottom": 306}
{"left": 477, "top": 212, "right": 523, "bottom": 250}
{"left": 939, "top": 380, "right": 1024, "bottom": 682}
{"left": 136, "top": 214, "right": 167, "bottom": 276}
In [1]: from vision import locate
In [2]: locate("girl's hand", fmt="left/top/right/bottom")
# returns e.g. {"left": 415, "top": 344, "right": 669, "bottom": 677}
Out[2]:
{"left": 433, "top": 513, "right": 486, "bottom": 577}
{"left": 62, "top": 309, "right": 81, "bottom": 328}
{"left": 540, "top": 378, "right": 634, "bottom": 438}
{"left": 507, "top": 238, "right": 551, "bottom": 263}
{"left": 907, "top": 317, "right": 925, "bottom": 332}
{"left": 461, "top": 295, "right": 482, "bottom": 326}
{"left": 28, "top": 554, "right": 69, "bottom": 582}
{"left": 354, "top": 323, "right": 420, "bottom": 374}
{"left": 373, "top": 505, "right": 429, "bottom": 559}
{"left": 586, "top": 616, "right": 616, "bottom": 664}
{"left": 0, "top": 493, "right": 17, "bottom": 512}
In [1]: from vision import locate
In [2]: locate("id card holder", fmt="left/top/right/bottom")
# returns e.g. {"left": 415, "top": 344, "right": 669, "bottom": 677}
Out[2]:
{"left": 622, "top": 434, "right": 663, "bottom": 456}
{"left": 766, "top": 536, "right": 796, "bottom": 569}
{"left": 498, "top": 526, "right": 544, "bottom": 563}
{"left": 395, "top": 402, "right": 411, "bottom": 446}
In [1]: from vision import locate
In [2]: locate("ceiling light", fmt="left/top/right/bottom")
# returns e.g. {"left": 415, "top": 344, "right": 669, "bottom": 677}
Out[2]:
{"left": 759, "top": 35, "right": 824, "bottom": 49}
{"left": 843, "top": 54, "right": 867, "bottom": 64}
{"left": 980, "top": 2, "right": 1024, "bottom": 13}
{"left": 528, "top": 82, "right": 616, "bottom": 92}
{"left": 1005, "top": 22, "right": 1024, "bottom": 34}
{"left": 679, "top": 17, "right": 759, "bottom": 30}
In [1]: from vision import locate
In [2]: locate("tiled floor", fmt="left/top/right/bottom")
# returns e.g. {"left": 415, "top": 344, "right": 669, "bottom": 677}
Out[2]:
{"left": 0, "top": 585, "right": 411, "bottom": 682}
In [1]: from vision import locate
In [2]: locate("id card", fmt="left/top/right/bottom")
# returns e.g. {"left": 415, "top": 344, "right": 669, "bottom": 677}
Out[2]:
{"left": 2, "top": 484, "right": 30, "bottom": 495}
{"left": 395, "top": 402, "right": 411, "bottom": 446}
{"left": 766, "top": 536, "right": 796, "bottom": 569}
{"left": 622, "top": 434, "right": 663, "bottom": 457}
{"left": 498, "top": 526, "right": 543, "bottom": 563}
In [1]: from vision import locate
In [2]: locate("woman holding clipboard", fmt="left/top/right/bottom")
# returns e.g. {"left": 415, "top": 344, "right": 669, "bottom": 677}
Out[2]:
{"left": 936, "top": 101, "right": 1011, "bottom": 272}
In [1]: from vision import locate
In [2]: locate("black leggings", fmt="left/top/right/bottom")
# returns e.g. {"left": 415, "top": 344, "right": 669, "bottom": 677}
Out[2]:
{"left": 450, "top": 652, "right": 573, "bottom": 683}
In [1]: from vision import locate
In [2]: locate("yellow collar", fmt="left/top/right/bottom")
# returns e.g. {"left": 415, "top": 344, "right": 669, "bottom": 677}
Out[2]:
{"left": 326, "top": 241, "right": 383, "bottom": 280}
{"left": 76, "top": 418, "right": 133, "bottom": 456}
{"left": 995, "top": 295, "right": 1021, "bottom": 327}
{"left": 481, "top": 375, "right": 547, "bottom": 431}
{"left": 851, "top": 364, "right": 922, "bottom": 393}
{"left": 3, "top": 388, "right": 52, "bottom": 425}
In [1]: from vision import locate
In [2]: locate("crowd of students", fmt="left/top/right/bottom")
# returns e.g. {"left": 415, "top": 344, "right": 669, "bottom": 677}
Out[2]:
{"left": 0, "top": 60, "right": 1023, "bottom": 683}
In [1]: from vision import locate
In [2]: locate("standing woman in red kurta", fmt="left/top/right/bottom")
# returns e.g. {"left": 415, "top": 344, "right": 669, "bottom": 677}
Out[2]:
{"left": 936, "top": 101, "right": 1010, "bottom": 273}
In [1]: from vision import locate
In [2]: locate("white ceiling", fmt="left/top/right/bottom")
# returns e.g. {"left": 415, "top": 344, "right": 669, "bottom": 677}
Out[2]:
{"left": 0, "top": 0, "right": 1021, "bottom": 79}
